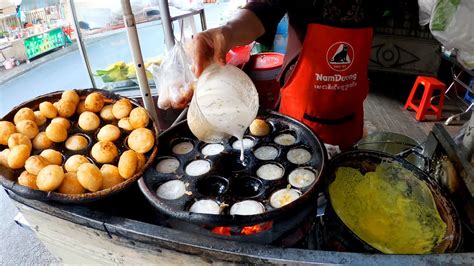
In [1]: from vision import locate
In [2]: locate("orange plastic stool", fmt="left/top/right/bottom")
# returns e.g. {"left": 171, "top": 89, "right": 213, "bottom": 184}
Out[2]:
{"left": 404, "top": 76, "right": 446, "bottom": 121}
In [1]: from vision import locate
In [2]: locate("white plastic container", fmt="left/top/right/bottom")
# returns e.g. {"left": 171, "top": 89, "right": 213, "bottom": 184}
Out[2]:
{"left": 187, "top": 64, "right": 259, "bottom": 159}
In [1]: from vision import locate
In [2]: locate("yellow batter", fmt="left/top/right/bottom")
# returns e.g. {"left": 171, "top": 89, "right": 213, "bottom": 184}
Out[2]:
{"left": 329, "top": 163, "right": 447, "bottom": 254}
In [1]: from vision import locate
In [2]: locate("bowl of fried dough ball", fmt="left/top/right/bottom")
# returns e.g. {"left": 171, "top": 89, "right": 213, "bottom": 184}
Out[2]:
{"left": 0, "top": 89, "right": 158, "bottom": 203}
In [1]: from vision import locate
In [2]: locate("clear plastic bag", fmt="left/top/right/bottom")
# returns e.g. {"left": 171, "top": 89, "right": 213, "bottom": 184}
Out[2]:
{"left": 428, "top": 0, "right": 474, "bottom": 69}
{"left": 149, "top": 42, "right": 195, "bottom": 110}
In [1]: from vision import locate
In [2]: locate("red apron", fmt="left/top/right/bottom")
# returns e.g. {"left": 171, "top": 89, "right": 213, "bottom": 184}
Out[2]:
{"left": 279, "top": 24, "right": 373, "bottom": 150}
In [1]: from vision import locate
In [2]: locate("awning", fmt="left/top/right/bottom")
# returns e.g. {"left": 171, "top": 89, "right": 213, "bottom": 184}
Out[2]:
{"left": 20, "top": 0, "right": 60, "bottom": 11}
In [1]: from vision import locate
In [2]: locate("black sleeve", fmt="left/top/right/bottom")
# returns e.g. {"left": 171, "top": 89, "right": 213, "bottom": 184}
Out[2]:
{"left": 243, "top": 1, "right": 287, "bottom": 47}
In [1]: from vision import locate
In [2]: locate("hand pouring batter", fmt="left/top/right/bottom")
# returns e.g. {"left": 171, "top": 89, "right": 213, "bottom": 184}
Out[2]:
{"left": 187, "top": 64, "right": 259, "bottom": 163}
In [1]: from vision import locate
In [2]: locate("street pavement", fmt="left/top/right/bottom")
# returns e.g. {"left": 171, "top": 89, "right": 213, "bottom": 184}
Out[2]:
{"left": 0, "top": 3, "right": 228, "bottom": 263}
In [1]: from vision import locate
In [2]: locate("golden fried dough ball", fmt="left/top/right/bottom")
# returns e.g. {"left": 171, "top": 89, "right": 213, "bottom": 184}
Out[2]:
{"left": 91, "top": 141, "right": 118, "bottom": 164}
{"left": 58, "top": 172, "right": 85, "bottom": 194}
{"left": 97, "top": 124, "right": 120, "bottom": 142}
{"left": 34, "top": 111, "right": 47, "bottom": 126}
{"left": 78, "top": 111, "right": 100, "bottom": 131}
{"left": 136, "top": 152, "right": 146, "bottom": 172}
{"left": 18, "top": 171, "right": 38, "bottom": 190}
{"left": 8, "top": 133, "right": 32, "bottom": 151}
{"left": 45, "top": 122, "right": 68, "bottom": 142}
{"left": 32, "top": 132, "right": 53, "bottom": 150}
{"left": 100, "top": 104, "right": 114, "bottom": 121}
{"left": 62, "top": 90, "right": 80, "bottom": 105}
{"left": 24, "top": 155, "right": 50, "bottom": 175}
{"left": 40, "top": 149, "right": 63, "bottom": 165}
{"left": 39, "top": 101, "right": 58, "bottom": 119}
{"left": 0, "top": 121, "right": 16, "bottom": 145}
{"left": 85, "top": 92, "right": 105, "bottom": 113}
{"left": 250, "top": 119, "right": 271, "bottom": 137}
{"left": 16, "top": 120, "right": 39, "bottom": 139}
{"left": 65, "top": 135, "right": 89, "bottom": 151}
{"left": 118, "top": 118, "right": 134, "bottom": 131}
{"left": 118, "top": 150, "right": 138, "bottom": 179}
{"left": 128, "top": 128, "right": 155, "bottom": 154}
{"left": 55, "top": 99, "right": 76, "bottom": 118}
{"left": 100, "top": 164, "right": 123, "bottom": 189}
{"left": 50, "top": 117, "right": 71, "bottom": 130}
{"left": 129, "top": 107, "right": 149, "bottom": 129}
{"left": 14, "top": 107, "right": 35, "bottom": 125}
{"left": 36, "top": 165, "right": 64, "bottom": 192}
{"left": 76, "top": 100, "right": 87, "bottom": 114}
{"left": 77, "top": 163, "right": 102, "bottom": 192}
{"left": 0, "top": 149, "right": 10, "bottom": 167}
{"left": 64, "top": 155, "right": 89, "bottom": 173}
{"left": 112, "top": 99, "right": 132, "bottom": 119}
{"left": 8, "top": 144, "right": 30, "bottom": 169}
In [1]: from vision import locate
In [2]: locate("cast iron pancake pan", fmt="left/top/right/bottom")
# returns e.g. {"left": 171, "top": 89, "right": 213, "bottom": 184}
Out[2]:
{"left": 139, "top": 111, "right": 327, "bottom": 226}
{"left": 325, "top": 150, "right": 462, "bottom": 253}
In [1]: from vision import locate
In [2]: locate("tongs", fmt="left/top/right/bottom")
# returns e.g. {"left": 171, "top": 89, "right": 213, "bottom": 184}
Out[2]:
{"left": 395, "top": 132, "right": 439, "bottom": 172}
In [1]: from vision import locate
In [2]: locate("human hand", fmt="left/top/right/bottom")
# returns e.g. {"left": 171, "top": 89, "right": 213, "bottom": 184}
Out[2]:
{"left": 192, "top": 26, "right": 232, "bottom": 77}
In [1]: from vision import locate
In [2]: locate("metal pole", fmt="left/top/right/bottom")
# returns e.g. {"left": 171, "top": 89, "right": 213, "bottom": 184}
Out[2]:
{"left": 158, "top": 0, "right": 175, "bottom": 50}
{"left": 68, "top": 0, "right": 96, "bottom": 88}
{"left": 121, "top": 0, "right": 159, "bottom": 125}
{"left": 199, "top": 9, "right": 207, "bottom": 31}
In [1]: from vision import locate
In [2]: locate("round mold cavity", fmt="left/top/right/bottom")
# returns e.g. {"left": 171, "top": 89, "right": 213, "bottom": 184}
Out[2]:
{"left": 274, "top": 132, "right": 297, "bottom": 146}
{"left": 122, "top": 135, "right": 131, "bottom": 150}
{"left": 197, "top": 175, "right": 229, "bottom": 197}
{"left": 249, "top": 118, "right": 273, "bottom": 137}
{"left": 232, "top": 137, "right": 256, "bottom": 150}
{"left": 156, "top": 180, "right": 186, "bottom": 200}
{"left": 155, "top": 157, "right": 180, "bottom": 174}
{"left": 288, "top": 167, "right": 317, "bottom": 188}
{"left": 269, "top": 188, "right": 301, "bottom": 208}
{"left": 256, "top": 162, "right": 284, "bottom": 181}
{"left": 201, "top": 143, "right": 225, "bottom": 156}
{"left": 287, "top": 147, "right": 312, "bottom": 165}
{"left": 253, "top": 145, "right": 279, "bottom": 161}
{"left": 230, "top": 200, "right": 265, "bottom": 216}
{"left": 220, "top": 153, "right": 250, "bottom": 172}
{"left": 189, "top": 199, "right": 221, "bottom": 215}
{"left": 185, "top": 159, "right": 211, "bottom": 177}
{"left": 64, "top": 133, "right": 90, "bottom": 151}
{"left": 172, "top": 140, "right": 195, "bottom": 155}
{"left": 232, "top": 176, "right": 264, "bottom": 199}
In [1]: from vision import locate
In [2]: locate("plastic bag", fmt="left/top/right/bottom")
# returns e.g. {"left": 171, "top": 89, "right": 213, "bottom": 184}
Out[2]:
{"left": 418, "top": 0, "right": 436, "bottom": 26}
{"left": 429, "top": 0, "right": 474, "bottom": 69}
{"left": 149, "top": 42, "right": 195, "bottom": 110}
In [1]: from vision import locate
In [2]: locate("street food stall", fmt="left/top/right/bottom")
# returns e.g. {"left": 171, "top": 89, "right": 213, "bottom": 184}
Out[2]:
{"left": 0, "top": 0, "right": 473, "bottom": 264}
{"left": 0, "top": 0, "right": 69, "bottom": 65}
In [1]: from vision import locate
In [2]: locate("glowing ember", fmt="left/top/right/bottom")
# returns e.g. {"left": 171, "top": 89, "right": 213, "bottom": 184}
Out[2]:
{"left": 240, "top": 222, "right": 273, "bottom": 235}
{"left": 212, "top": 226, "right": 231, "bottom": 236}
{"left": 211, "top": 222, "right": 273, "bottom": 236}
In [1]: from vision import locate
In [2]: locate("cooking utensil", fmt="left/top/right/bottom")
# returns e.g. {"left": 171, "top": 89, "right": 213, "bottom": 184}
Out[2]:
{"left": 325, "top": 150, "right": 462, "bottom": 253}
{"left": 0, "top": 89, "right": 159, "bottom": 203}
{"left": 139, "top": 110, "right": 327, "bottom": 227}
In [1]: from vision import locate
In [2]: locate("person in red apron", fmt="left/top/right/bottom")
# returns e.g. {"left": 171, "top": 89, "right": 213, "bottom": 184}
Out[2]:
{"left": 192, "top": 0, "right": 388, "bottom": 150}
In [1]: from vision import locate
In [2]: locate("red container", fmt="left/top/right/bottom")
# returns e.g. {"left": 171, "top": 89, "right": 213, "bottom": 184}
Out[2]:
{"left": 226, "top": 44, "right": 253, "bottom": 68}
{"left": 247, "top": 52, "right": 284, "bottom": 110}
